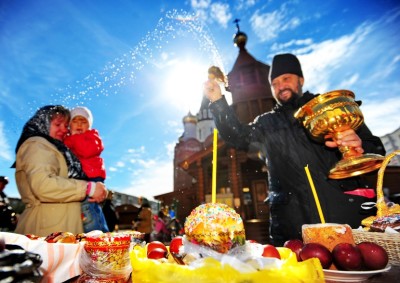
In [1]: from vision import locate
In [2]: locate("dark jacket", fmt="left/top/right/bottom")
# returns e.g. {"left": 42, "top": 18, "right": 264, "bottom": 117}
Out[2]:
{"left": 210, "top": 92, "right": 385, "bottom": 245}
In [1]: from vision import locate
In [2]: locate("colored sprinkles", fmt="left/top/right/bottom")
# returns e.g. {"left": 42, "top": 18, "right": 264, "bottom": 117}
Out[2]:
{"left": 184, "top": 203, "right": 246, "bottom": 253}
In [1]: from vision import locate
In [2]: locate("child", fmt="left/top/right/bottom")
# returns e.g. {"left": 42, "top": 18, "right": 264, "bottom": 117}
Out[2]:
{"left": 64, "top": 106, "right": 109, "bottom": 233}
{"left": 153, "top": 211, "right": 169, "bottom": 243}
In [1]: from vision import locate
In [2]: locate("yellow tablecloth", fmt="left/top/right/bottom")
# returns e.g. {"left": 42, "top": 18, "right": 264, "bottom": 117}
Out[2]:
{"left": 130, "top": 245, "right": 325, "bottom": 283}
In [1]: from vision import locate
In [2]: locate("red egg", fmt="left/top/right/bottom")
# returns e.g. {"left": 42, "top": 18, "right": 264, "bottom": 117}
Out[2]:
{"left": 147, "top": 241, "right": 167, "bottom": 252}
{"left": 332, "top": 243, "right": 363, "bottom": 271}
{"left": 147, "top": 247, "right": 168, "bottom": 259}
{"left": 357, "top": 241, "right": 389, "bottom": 270}
{"left": 300, "top": 243, "right": 332, "bottom": 269}
{"left": 261, "top": 244, "right": 281, "bottom": 259}
{"left": 169, "top": 236, "right": 183, "bottom": 254}
{"left": 283, "top": 239, "right": 304, "bottom": 261}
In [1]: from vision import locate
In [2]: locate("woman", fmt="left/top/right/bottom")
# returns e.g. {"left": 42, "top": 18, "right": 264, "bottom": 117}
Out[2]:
{"left": 135, "top": 199, "right": 153, "bottom": 243}
{"left": 13, "top": 105, "right": 107, "bottom": 236}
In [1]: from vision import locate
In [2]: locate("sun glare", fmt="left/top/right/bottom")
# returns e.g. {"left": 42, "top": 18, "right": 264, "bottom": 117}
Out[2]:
{"left": 164, "top": 60, "right": 211, "bottom": 113}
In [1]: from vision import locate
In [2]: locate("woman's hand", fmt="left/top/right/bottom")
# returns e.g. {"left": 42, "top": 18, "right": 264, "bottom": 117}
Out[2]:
{"left": 89, "top": 182, "right": 108, "bottom": 203}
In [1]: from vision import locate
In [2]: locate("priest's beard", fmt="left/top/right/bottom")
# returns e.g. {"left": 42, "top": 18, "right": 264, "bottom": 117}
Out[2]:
{"left": 276, "top": 82, "right": 303, "bottom": 106}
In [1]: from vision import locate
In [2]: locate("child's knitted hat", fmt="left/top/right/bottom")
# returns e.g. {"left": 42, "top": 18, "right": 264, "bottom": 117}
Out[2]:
{"left": 70, "top": 106, "right": 93, "bottom": 129}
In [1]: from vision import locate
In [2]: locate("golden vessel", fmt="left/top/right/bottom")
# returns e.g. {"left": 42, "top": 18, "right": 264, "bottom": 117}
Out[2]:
{"left": 294, "top": 89, "right": 384, "bottom": 179}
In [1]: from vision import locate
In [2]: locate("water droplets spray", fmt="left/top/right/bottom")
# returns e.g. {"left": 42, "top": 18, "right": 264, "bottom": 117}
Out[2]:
{"left": 50, "top": 10, "right": 224, "bottom": 109}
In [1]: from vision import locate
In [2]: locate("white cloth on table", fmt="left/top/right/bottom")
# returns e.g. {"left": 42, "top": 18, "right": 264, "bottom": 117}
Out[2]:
{"left": 0, "top": 232, "right": 84, "bottom": 283}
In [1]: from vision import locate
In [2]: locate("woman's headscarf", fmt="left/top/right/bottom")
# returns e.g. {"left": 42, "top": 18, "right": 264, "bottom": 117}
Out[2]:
{"left": 13, "top": 105, "right": 87, "bottom": 180}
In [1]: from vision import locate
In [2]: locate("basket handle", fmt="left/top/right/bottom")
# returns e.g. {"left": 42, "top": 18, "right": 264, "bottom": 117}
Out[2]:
{"left": 376, "top": 150, "right": 400, "bottom": 217}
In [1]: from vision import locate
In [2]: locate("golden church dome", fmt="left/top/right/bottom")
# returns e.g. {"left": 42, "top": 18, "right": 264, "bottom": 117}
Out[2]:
{"left": 182, "top": 111, "right": 197, "bottom": 124}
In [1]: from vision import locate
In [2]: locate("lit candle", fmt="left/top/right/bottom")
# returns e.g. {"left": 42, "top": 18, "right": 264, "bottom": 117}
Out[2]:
{"left": 304, "top": 165, "right": 325, "bottom": 223}
{"left": 212, "top": 128, "right": 218, "bottom": 203}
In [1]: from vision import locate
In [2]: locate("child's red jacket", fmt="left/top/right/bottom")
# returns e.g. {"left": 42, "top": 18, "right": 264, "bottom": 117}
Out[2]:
{"left": 64, "top": 129, "right": 106, "bottom": 179}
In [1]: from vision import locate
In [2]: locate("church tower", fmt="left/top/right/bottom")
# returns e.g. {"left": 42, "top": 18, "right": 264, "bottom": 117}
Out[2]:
{"left": 228, "top": 19, "right": 275, "bottom": 123}
{"left": 180, "top": 111, "right": 197, "bottom": 142}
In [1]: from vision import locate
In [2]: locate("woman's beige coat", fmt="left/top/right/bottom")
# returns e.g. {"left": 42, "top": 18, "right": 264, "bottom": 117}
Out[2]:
{"left": 136, "top": 207, "right": 153, "bottom": 234}
{"left": 15, "top": 137, "right": 88, "bottom": 236}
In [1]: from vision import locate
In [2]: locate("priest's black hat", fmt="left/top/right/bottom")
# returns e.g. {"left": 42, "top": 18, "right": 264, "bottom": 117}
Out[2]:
{"left": 269, "top": 53, "right": 303, "bottom": 82}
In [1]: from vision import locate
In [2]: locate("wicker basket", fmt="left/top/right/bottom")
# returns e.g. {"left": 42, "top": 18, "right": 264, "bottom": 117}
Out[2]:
{"left": 352, "top": 150, "right": 400, "bottom": 265}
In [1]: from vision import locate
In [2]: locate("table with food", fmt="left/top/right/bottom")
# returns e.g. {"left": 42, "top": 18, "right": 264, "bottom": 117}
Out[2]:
{"left": 1, "top": 197, "right": 399, "bottom": 283}
{"left": 2, "top": 150, "right": 400, "bottom": 282}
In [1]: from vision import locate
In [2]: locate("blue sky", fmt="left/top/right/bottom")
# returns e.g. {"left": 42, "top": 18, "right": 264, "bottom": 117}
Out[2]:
{"left": 1, "top": 0, "right": 399, "bottom": 200}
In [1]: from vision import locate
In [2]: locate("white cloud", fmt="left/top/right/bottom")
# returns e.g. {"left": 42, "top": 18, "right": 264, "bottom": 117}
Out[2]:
{"left": 190, "top": 0, "right": 232, "bottom": 29}
{"left": 250, "top": 10, "right": 283, "bottom": 41}
{"left": 293, "top": 10, "right": 400, "bottom": 99}
{"left": 137, "top": 159, "right": 157, "bottom": 169}
{"left": 250, "top": 7, "right": 300, "bottom": 42}
{"left": 210, "top": 3, "right": 232, "bottom": 28}
{"left": 271, "top": 38, "right": 314, "bottom": 52}
{"left": 116, "top": 161, "right": 125, "bottom": 167}
{"left": 361, "top": 98, "right": 400, "bottom": 136}
{"left": 109, "top": 140, "right": 176, "bottom": 200}
{"left": 367, "top": 52, "right": 400, "bottom": 82}
{"left": 127, "top": 146, "right": 145, "bottom": 154}
{"left": 337, "top": 73, "right": 359, "bottom": 89}
{"left": 107, "top": 161, "right": 125, "bottom": 173}
{"left": 165, "top": 141, "right": 176, "bottom": 159}
{"left": 120, "top": 160, "right": 173, "bottom": 201}
{"left": 0, "top": 122, "right": 12, "bottom": 161}
{"left": 236, "top": 0, "right": 257, "bottom": 10}
{"left": 191, "top": 0, "right": 211, "bottom": 9}
{"left": 296, "top": 26, "right": 369, "bottom": 93}
{"left": 192, "top": 9, "right": 208, "bottom": 23}
{"left": 167, "top": 119, "right": 185, "bottom": 136}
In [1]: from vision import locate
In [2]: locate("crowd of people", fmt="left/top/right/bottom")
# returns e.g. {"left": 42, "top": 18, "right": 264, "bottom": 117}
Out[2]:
{"left": 2, "top": 52, "right": 387, "bottom": 246}
{"left": 132, "top": 197, "right": 182, "bottom": 244}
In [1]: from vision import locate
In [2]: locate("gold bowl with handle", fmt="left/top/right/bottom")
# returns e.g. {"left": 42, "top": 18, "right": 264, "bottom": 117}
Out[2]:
{"left": 294, "top": 89, "right": 384, "bottom": 179}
